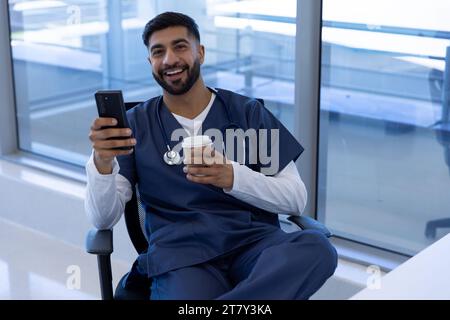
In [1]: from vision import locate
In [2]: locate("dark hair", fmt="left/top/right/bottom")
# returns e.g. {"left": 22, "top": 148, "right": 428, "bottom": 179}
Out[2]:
{"left": 142, "top": 12, "right": 200, "bottom": 48}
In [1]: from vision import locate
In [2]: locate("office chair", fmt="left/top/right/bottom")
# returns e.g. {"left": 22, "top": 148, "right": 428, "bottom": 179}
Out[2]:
{"left": 86, "top": 101, "right": 333, "bottom": 300}
{"left": 425, "top": 122, "right": 450, "bottom": 239}
{"left": 425, "top": 46, "right": 450, "bottom": 239}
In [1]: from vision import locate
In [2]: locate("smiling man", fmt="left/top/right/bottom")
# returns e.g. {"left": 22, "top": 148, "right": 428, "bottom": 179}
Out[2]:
{"left": 85, "top": 12, "right": 337, "bottom": 300}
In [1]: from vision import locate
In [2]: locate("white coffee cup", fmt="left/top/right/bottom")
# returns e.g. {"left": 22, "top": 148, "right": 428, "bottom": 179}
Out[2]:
{"left": 182, "top": 135, "right": 213, "bottom": 167}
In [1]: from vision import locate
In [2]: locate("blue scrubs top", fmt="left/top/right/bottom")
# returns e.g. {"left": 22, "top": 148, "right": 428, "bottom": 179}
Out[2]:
{"left": 117, "top": 88, "right": 304, "bottom": 278}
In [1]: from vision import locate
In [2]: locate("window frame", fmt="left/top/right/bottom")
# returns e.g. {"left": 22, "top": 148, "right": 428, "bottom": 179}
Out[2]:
{"left": 0, "top": 0, "right": 18, "bottom": 158}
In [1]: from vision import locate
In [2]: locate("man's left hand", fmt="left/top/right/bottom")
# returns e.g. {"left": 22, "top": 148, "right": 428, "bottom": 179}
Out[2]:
{"left": 183, "top": 147, "right": 234, "bottom": 190}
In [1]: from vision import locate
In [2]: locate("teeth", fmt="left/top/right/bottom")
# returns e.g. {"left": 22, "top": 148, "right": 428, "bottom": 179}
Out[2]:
{"left": 165, "top": 69, "right": 183, "bottom": 76}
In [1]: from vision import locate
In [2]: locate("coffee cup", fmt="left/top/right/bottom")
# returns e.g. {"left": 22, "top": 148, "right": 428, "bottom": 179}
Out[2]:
{"left": 182, "top": 135, "right": 214, "bottom": 167}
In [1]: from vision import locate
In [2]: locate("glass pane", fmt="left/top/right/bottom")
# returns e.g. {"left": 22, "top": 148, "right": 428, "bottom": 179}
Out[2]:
{"left": 319, "top": 0, "right": 450, "bottom": 255}
{"left": 8, "top": 0, "right": 297, "bottom": 166}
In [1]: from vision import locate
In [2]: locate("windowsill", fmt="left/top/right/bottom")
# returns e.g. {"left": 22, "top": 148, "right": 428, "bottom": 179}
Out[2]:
{"left": 330, "top": 236, "right": 410, "bottom": 272}
{"left": 1, "top": 151, "right": 87, "bottom": 184}
{"left": 0, "top": 153, "right": 86, "bottom": 200}
{"left": 280, "top": 216, "right": 411, "bottom": 273}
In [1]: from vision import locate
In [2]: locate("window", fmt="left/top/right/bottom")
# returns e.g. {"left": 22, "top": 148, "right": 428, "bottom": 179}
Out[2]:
{"left": 8, "top": 0, "right": 297, "bottom": 166}
{"left": 319, "top": 0, "right": 450, "bottom": 255}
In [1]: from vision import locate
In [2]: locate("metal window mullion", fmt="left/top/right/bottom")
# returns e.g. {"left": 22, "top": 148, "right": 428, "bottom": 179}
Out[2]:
{"left": 294, "top": 0, "right": 323, "bottom": 219}
{"left": 0, "top": 1, "right": 18, "bottom": 156}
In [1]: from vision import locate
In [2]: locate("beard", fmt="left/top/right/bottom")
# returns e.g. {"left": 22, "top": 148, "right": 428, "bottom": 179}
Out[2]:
{"left": 152, "top": 59, "right": 201, "bottom": 95}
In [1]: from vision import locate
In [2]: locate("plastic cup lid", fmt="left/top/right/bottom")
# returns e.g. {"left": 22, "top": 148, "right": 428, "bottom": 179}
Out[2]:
{"left": 182, "top": 135, "right": 212, "bottom": 148}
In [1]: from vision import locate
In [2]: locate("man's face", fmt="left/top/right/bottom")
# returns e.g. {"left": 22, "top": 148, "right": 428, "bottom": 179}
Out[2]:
{"left": 147, "top": 26, "right": 204, "bottom": 95}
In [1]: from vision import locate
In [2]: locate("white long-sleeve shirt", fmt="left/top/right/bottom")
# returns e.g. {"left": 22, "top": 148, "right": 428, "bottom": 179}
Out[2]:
{"left": 85, "top": 94, "right": 307, "bottom": 230}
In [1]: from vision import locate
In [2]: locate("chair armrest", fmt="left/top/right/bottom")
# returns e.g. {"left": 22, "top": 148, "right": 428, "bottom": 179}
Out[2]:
{"left": 287, "top": 215, "right": 333, "bottom": 238}
{"left": 85, "top": 229, "right": 114, "bottom": 300}
{"left": 86, "top": 229, "right": 113, "bottom": 255}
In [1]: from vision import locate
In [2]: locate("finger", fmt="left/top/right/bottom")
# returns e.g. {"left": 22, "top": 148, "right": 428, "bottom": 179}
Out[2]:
{"left": 189, "top": 155, "right": 225, "bottom": 166}
{"left": 188, "top": 146, "right": 215, "bottom": 158}
{"left": 183, "top": 164, "right": 208, "bottom": 172}
{"left": 184, "top": 154, "right": 206, "bottom": 165}
{"left": 187, "top": 149, "right": 204, "bottom": 163}
{"left": 184, "top": 156, "right": 206, "bottom": 165}
{"left": 92, "top": 128, "right": 133, "bottom": 140}
{"left": 185, "top": 165, "right": 218, "bottom": 176}
{"left": 205, "top": 146, "right": 215, "bottom": 157}
{"left": 186, "top": 174, "right": 215, "bottom": 185}
{"left": 93, "top": 138, "right": 136, "bottom": 150}
{"left": 95, "top": 148, "right": 134, "bottom": 159}
{"left": 91, "top": 117, "right": 118, "bottom": 130}
{"left": 203, "top": 153, "right": 226, "bottom": 165}
{"left": 183, "top": 165, "right": 206, "bottom": 174}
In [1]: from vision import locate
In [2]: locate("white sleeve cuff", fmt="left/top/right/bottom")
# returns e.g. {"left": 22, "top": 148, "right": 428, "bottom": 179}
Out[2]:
{"left": 223, "top": 161, "right": 242, "bottom": 194}
{"left": 86, "top": 151, "right": 120, "bottom": 181}
{"left": 85, "top": 150, "right": 132, "bottom": 230}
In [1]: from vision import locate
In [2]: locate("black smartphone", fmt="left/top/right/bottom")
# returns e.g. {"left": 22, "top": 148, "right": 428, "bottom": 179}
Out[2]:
{"left": 95, "top": 90, "right": 132, "bottom": 150}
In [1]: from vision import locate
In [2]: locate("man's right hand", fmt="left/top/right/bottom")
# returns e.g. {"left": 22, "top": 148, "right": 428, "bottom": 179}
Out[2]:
{"left": 89, "top": 117, "right": 136, "bottom": 174}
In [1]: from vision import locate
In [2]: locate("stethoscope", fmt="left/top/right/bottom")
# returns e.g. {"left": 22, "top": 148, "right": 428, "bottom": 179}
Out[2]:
{"left": 156, "top": 87, "right": 240, "bottom": 165}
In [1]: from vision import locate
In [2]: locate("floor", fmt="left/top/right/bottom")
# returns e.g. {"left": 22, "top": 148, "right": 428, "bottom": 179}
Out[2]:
{"left": 0, "top": 217, "right": 129, "bottom": 300}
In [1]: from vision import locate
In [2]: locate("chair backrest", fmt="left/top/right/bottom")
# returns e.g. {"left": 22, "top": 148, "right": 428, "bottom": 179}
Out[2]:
{"left": 123, "top": 102, "right": 149, "bottom": 254}
{"left": 124, "top": 185, "right": 149, "bottom": 254}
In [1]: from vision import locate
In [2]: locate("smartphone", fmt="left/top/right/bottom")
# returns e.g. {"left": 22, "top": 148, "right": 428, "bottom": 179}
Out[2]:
{"left": 95, "top": 90, "right": 132, "bottom": 150}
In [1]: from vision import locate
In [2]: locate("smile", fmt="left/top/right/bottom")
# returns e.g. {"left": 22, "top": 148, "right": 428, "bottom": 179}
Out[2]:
{"left": 164, "top": 68, "right": 185, "bottom": 76}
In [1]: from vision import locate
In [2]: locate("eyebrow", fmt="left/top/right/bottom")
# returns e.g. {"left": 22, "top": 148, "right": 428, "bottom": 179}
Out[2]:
{"left": 150, "top": 38, "right": 190, "bottom": 52}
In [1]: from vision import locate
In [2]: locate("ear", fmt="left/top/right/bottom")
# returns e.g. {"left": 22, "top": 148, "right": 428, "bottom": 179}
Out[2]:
{"left": 147, "top": 56, "right": 152, "bottom": 65}
{"left": 198, "top": 44, "right": 205, "bottom": 65}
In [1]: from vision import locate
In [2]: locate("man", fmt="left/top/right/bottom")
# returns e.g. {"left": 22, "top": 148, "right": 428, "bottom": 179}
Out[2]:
{"left": 86, "top": 12, "right": 337, "bottom": 300}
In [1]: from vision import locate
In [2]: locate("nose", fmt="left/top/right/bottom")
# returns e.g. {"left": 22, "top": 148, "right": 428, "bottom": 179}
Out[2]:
{"left": 163, "top": 48, "right": 180, "bottom": 66}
